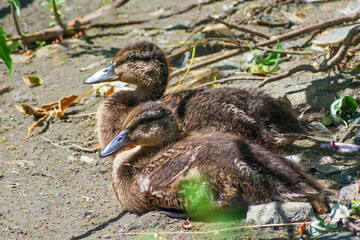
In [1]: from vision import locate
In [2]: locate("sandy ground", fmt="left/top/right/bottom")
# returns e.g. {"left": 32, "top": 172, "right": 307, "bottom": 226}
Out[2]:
{"left": 1, "top": 0, "right": 360, "bottom": 239}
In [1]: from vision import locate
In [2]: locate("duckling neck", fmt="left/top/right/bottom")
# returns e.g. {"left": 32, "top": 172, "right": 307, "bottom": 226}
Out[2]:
{"left": 134, "top": 84, "right": 166, "bottom": 101}
{"left": 111, "top": 145, "right": 159, "bottom": 212}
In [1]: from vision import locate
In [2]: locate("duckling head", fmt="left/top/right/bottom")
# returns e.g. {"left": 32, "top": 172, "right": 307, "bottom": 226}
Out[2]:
{"left": 99, "top": 101, "right": 178, "bottom": 157}
{"left": 84, "top": 41, "right": 169, "bottom": 98}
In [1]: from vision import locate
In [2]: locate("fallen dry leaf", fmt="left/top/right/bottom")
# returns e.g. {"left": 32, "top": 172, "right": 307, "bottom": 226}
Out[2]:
{"left": 0, "top": 85, "right": 10, "bottom": 96}
{"left": 15, "top": 103, "right": 47, "bottom": 117}
{"left": 16, "top": 93, "right": 83, "bottom": 139}
{"left": 104, "top": 86, "right": 115, "bottom": 96}
{"left": 299, "top": 222, "right": 306, "bottom": 235}
{"left": 37, "top": 102, "right": 58, "bottom": 110}
{"left": 57, "top": 95, "right": 78, "bottom": 118}
{"left": 22, "top": 75, "right": 42, "bottom": 86}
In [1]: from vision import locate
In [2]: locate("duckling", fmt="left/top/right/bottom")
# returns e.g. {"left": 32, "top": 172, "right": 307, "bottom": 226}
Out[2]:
{"left": 84, "top": 41, "right": 314, "bottom": 151}
{"left": 101, "top": 101, "right": 327, "bottom": 215}
{"left": 84, "top": 41, "right": 169, "bottom": 148}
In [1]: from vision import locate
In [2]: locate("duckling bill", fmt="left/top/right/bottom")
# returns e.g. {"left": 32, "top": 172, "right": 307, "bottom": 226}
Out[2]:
{"left": 105, "top": 101, "right": 329, "bottom": 215}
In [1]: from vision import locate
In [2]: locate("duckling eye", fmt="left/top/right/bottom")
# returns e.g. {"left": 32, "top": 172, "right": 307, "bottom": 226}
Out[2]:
{"left": 139, "top": 118, "right": 148, "bottom": 124}
{"left": 126, "top": 56, "right": 134, "bottom": 62}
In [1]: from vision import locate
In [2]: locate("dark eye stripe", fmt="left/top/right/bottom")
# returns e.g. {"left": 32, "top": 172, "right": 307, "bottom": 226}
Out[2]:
{"left": 114, "top": 56, "right": 153, "bottom": 67}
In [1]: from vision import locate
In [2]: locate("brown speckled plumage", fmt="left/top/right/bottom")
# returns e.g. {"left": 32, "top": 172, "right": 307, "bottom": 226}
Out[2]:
{"left": 95, "top": 41, "right": 169, "bottom": 148}
{"left": 90, "top": 41, "right": 312, "bottom": 152}
{"left": 109, "top": 102, "right": 326, "bottom": 214}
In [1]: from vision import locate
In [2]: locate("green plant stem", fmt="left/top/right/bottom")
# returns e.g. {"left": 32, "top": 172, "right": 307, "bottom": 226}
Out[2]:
{"left": 52, "top": 0, "right": 67, "bottom": 31}
{"left": 10, "top": 3, "right": 23, "bottom": 36}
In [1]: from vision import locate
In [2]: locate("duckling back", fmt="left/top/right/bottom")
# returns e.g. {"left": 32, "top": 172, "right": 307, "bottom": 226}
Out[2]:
{"left": 164, "top": 87, "right": 311, "bottom": 150}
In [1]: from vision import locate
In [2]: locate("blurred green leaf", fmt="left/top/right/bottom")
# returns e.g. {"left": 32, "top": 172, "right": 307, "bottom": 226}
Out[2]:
{"left": 352, "top": 198, "right": 360, "bottom": 214}
{"left": 8, "top": 0, "right": 21, "bottom": 18}
{"left": 351, "top": 64, "right": 360, "bottom": 71}
{"left": 0, "top": 26, "right": 12, "bottom": 74}
{"left": 178, "top": 176, "right": 214, "bottom": 217}
{"left": 8, "top": 41, "right": 20, "bottom": 52}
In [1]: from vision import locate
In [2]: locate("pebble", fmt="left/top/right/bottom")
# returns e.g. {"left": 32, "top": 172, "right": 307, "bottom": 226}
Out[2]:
{"left": 80, "top": 155, "right": 96, "bottom": 164}
{"left": 339, "top": 169, "right": 354, "bottom": 184}
{"left": 338, "top": 183, "right": 358, "bottom": 208}
{"left": 246, "top": 201, "right": 312, "bottom": 224}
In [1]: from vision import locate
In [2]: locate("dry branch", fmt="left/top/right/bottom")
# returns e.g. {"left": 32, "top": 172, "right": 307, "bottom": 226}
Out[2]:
{"left": 9, "top": 0, "right": 134, "bottom": 46}
{"left": 158, "top": 0, "right": 225, "bottom": 19}
{"left": 170, "top": 13, "right": 360, "bottom": 81}
{"left": 210, "top": 17, "right": 271, "bottom": 39}
{"left": 256, "top": 12, "right": 360, "bottom": 47}
{"left": 254, "top": 24, "right": 360, "bottom": 89}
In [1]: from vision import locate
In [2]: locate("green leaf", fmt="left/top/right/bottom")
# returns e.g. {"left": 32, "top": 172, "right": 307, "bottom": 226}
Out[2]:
{"left": 309, "top": 216, "right": 330, "bottom": 236}
{"left": 8, "top": 0, "right": 21, "bottom": 18}
{"left": 330, "top": 96, "right": 358, "bottom": 127}
{"left": 351, "top": 64, "right": 360, "bottom": 71}
{"left": 266, "top": 40, "right": 283, "bottom": 62}
{"left": 0, "top": 26, "right": 12, "bottom": 74}
{"left": 343, "top": 96, "right": 358, "bottom": 114}
{"left": 8, "top": 41, "right": 20, "bottom": 52}
{"left": 40, "top": 1, "right": 52, "bottom": 6}
{"left": 321, "top": 114, "right": 332, "bottom": 126}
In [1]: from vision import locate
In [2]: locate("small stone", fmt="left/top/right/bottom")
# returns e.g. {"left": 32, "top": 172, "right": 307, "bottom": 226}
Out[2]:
{"left": 285, "top": 153, "right": 303, "bottom": 163}
{"left": 339, "top": 169, "right": 354, "bottom": 184}
{"left": 338, "top": 184, "right": 358, "bottom": 208}
{"left": 80, "top": 155, "right": 95, "bottom": 164}
{"left": 67, "top": 156, "right": 77, "bottom": 162}
{"left": 246, "top": 201, "right": 312, "bottom": 224}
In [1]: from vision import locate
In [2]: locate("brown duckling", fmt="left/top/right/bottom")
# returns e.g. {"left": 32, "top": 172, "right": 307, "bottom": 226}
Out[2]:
{"left": 83, "top": 41, "right": 169, "bottom": 148}
{"left": 101, "top": 101, "right": 327, "bottom": 215}
{"left": 84, "top": 41, "right": 314, "bottom": 151}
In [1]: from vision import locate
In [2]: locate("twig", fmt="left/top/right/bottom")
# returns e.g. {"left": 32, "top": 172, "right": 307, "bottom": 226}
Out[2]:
{"left": 39, "top": 135, "right": 99, "bottom": 153}
{"left": 169, "top": 13, "right": 360, "bottom": 81}
{"left": 255, "top": 12, "right": 360, "bottom": 47}
{"left": 210, "top": 17, "right": 272, "bottom": 39}
{"left": 342, "top": 218, "right": 360, "bottom": 233}
{"left": 254, "top": 19, "right": 291, "bottom": 28}
{"left": 63, "top": 112, "right": 96, "bottom": 119}
{"left": 256, "top": 46, "right": 313, "bottom": 55}
{"left": 52, "top": 0, "right": 67, "bottom": 31}
{"left": 106, "top": 221, "right": 310, "bottom": 236}
{"left": 9, "top": 0, "right": 133, "bottom": 46}
{"left": 339, "top": 124, "right": 360, "bottom": 143}
{"left": 193, "top": 76, "right": 264, "bottom": 89}
{"left": 169, "top": 48, "right": 245, "bottom": 80}
{"left": 254, "top": 24, "right": 360, "bottom": 89}
{"left": 158, "top": 0, "right": 225, "bottom": 19}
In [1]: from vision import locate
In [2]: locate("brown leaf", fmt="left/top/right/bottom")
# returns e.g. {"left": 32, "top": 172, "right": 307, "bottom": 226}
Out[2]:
{"left": 37, "top": 101, "right": 58, "bottom": 110}
{"left": 181, "top": 218, "right": 192, "bottom": 230}
{"left": 26, "top": 114, "right": 49, "bottom": 139}
{"left": 104, "top": 86, "right": 115, "bottom": 96}
{"left": 22, "top": 75, "right": 42, "bottom": 86}
{"left": 0, "top": 85, "right": 10, "bottom": 96}
{"left": 299, "top": 223, "right": 306, "bottom": 235}
{"left": 57, "top": 95, "right": 78, "bottom": 118}
{"left": 15, "top": 103, "right": 47, "bottom": 117}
